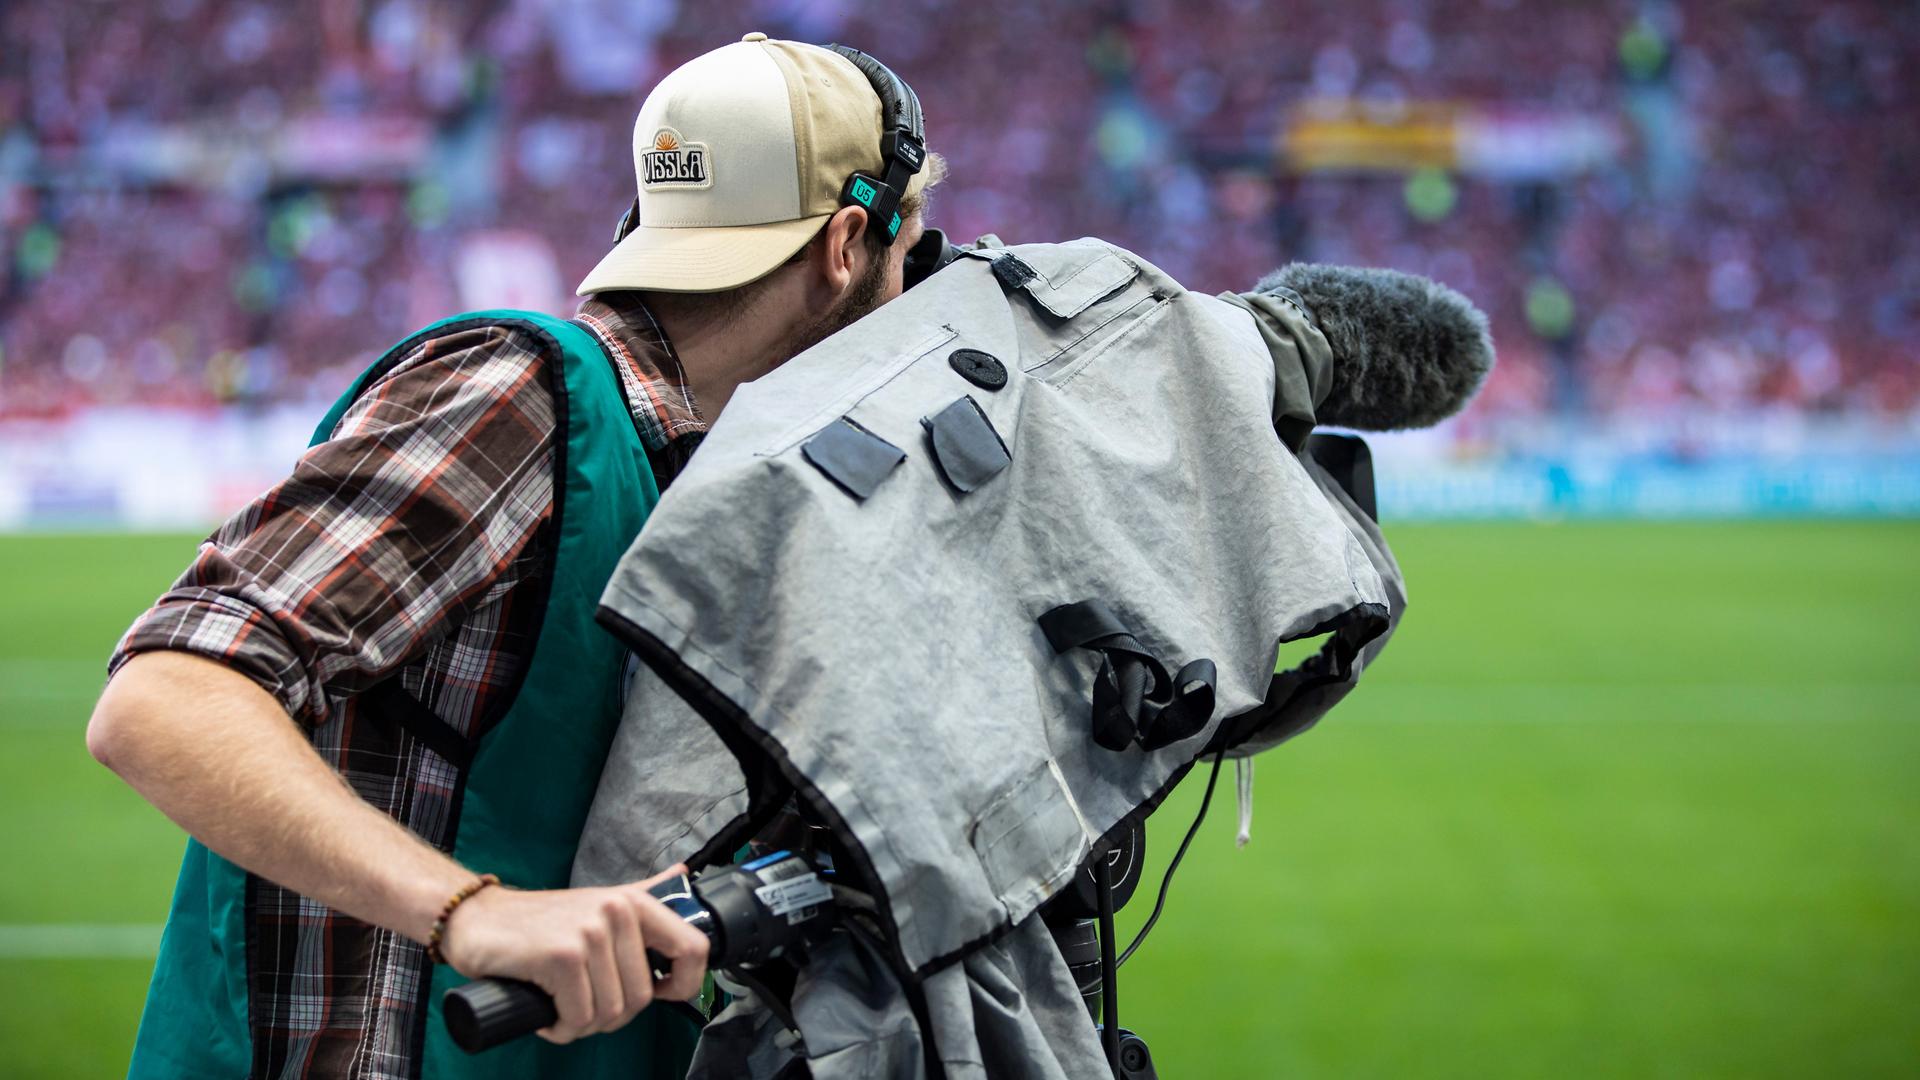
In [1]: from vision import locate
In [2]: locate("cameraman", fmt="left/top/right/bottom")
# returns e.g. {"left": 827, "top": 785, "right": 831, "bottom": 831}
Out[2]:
{"left": 86, "top": 35, "right": 940, "bottom": 1080}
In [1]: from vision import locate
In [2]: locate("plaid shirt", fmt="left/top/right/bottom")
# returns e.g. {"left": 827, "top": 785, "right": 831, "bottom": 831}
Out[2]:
{"left": 110, "top": 296, "right": 704, "bottom": 1079}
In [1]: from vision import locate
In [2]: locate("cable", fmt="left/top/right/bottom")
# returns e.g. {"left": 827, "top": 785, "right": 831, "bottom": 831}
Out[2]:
{"left": 1095, "top": 854, "right": 1122, "bottom": 1075}
{"left": 1117, "top": 751, "right": 1225, "bottom": 968}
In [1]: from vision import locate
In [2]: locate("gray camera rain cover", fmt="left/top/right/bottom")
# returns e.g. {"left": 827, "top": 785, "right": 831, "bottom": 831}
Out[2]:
{"left": 574, "top": 239, "right": 1401, "bottom": 1069}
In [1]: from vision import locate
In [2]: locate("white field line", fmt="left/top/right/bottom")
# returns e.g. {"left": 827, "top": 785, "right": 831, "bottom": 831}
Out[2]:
{"left": 0, "top": 923, "right": 163, "bottom": 959}
{"left": 0, "top": 659, "right": 105, "bottom": 678}
{"left": 1359, "top": 680, "right": 1920, "bottom": 691}
{"left": 0, "top": 659, "right": 106, "bottom": 719}
{"left": 6, "top": 654, "right": 1916, "bottom": 698}
{"left": 1, "top": 688, "right": 99, "bottom": 706}
{"left": 1352, "top": 680, "right": 1920, "bottom": 722}
{"left": 3, "top": 647, "right": 1914, "bottom": 732}
{"left": 1353, "top": 680, "right": 1920, "bottom": 695}
{"left": 0, "top": 659, "right": 105, "bottom": 694}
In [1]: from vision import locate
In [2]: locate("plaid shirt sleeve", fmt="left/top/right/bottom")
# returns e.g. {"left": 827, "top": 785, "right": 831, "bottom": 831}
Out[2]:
{"left": 109, "top": 324, "right": 560, "bottom": 726}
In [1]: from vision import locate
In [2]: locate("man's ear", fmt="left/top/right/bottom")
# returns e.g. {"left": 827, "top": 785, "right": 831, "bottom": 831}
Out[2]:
{"left": 809, "top": 205, "right": 870, "bottom": 305}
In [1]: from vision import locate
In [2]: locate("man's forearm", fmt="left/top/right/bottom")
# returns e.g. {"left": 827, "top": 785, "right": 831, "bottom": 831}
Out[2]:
{"left": 89, "top": 649, "right": 712, "bottom": 1042}
{"left": 87, "top": 650, "right": 469, "bottom": 943}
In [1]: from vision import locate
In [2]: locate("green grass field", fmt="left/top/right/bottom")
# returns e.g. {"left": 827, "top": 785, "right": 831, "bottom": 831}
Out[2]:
{"left": 1, "top": 523, "right": 1915, "bottom": 1078}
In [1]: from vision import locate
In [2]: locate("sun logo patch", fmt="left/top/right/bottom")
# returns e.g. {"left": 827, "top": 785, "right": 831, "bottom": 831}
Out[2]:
{"left": 640, "top": 127, "right": 711, "bottom": 188}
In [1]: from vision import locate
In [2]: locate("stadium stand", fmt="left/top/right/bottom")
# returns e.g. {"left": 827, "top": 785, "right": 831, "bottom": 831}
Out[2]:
{"left": 1, "top": 0, "right": 1915, "bottom": 429}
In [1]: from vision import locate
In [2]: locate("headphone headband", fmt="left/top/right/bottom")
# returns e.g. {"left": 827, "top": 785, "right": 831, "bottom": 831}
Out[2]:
{"left": 829, "top": 44, "right": 924, "bottom": 146}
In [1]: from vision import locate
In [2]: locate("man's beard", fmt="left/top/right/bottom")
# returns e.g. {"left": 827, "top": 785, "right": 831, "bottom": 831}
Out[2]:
{"left": 773, "top": 251, "right": 889, "bottom": 367}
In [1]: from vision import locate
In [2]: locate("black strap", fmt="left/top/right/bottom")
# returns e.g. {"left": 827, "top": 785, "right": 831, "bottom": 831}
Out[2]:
{"left": 1038, "top": 600, "right": 1216, "bottom": 752}
{"left": 1208, "top": 601, "right": 1391, "bottom": 755}
{"left": 360, "top": 679, "right": 476, "bottom": 770}
{"left": 990, "top": 252, "right": 1038, "bottom": 290}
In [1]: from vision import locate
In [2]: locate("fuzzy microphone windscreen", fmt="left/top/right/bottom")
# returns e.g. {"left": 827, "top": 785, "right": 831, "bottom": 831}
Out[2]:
{"left": 1254, "top": 263, "right": 1496, "bottom": 431}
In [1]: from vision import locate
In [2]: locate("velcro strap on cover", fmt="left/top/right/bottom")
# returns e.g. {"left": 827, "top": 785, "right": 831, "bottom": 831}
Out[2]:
{"left": 1038, "top": 600, "right": 1217, "bottom": 752}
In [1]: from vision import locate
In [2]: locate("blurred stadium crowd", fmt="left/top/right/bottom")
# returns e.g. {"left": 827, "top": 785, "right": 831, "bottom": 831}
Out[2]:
{"left": 1, "top": 0, "right": 1915, "bottom": 430}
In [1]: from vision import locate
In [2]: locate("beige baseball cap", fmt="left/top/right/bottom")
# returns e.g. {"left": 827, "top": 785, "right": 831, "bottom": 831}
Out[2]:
{"left": 577, "top": 33, "right": 931, "bottom": 296}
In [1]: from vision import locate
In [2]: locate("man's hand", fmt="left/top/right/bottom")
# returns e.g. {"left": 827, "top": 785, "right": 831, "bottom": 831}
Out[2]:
{"left": 438, "top": 866, "right": 711, "bottom": 1044}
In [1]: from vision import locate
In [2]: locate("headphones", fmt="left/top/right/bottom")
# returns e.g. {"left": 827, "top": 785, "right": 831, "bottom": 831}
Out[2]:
{"left": 825, "top": 43, "right": 926, "bottom": 246}
{"left": 614, "top": 43, "right": 928, "bottom": 249}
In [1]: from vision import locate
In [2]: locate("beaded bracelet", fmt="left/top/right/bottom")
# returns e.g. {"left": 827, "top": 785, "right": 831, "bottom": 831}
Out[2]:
{"left": 425, "top": 873, "right": 500, "bottom": 965}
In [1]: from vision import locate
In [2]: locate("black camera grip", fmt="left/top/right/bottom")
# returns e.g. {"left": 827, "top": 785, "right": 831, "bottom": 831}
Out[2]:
{"left": 442, "top": 977, "right": 556, "bottom": 1053}
{"left": 442, "top": 948, "right": 677, "bottom": 1053}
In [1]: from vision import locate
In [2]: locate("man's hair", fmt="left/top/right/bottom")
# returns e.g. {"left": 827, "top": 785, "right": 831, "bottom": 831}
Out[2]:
{"left": 632, "top": 152, "right": 947, "bottom": 328}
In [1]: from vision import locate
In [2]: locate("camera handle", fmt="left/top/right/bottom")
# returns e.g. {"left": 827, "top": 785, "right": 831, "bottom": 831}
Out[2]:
{"left": 443, "top": 852, "right": 831, "bottom": 1053}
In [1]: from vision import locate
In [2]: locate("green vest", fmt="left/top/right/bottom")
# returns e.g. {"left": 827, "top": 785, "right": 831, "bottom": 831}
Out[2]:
{"left": 128, "top": 311, "right": 698, "bottom": 1079}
